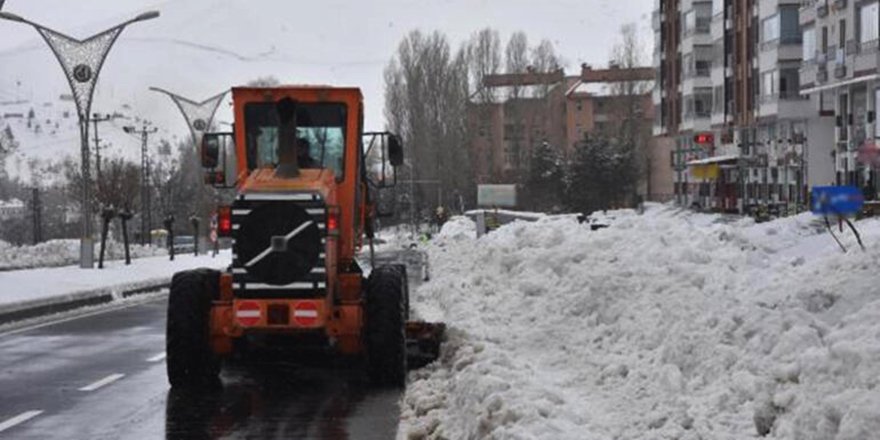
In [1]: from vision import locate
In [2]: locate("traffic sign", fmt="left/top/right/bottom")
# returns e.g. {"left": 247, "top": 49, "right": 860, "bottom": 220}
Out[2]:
{"left": 292, "top": 301, "right": 319, "bottom": 327}
{"left": 236, "top": 301, "right": 261, "bottom": 326}
{"left": 811, "top": 186, "right": 864, "bottom": 216}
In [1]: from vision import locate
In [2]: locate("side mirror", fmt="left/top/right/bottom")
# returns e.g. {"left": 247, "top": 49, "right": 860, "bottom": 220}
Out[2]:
{"left": 200, "top": 132, "right": 237, "bottom": 188}
{"left": 201, "top": 134, "right": 220, "bottom": 168}
{"left": 388, "top": 134, "right": 404, "bottom": 167}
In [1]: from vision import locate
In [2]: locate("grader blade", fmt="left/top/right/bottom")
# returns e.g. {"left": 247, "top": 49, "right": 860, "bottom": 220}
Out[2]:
{"left": 405, "top": 321, "right": 446, "bottom": 368}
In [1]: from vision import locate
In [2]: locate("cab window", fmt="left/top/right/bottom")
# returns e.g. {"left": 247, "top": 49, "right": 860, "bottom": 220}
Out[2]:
{"left": 244, "top": 102, "right": 346, "bottom": 180}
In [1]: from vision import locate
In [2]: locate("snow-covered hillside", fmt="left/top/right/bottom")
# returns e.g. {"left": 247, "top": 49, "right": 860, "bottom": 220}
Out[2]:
{"left": 0, "top": 0, "right": 652, "bottom": 184}
{"left": 400, "top": 205, "right": 880, "bottom": 439}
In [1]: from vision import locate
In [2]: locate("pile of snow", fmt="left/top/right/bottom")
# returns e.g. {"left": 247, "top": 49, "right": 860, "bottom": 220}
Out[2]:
{"left": 400, "top": 204, "right": 880, "bottom": 439}
{"left": 0, "top": 250, "right": 230, "bottom": 309}
{"left": 0, "top": 239, "right": 165, "bottom": 271}
{"left": 436, "top": 216, "right": 477, "bottom": 241}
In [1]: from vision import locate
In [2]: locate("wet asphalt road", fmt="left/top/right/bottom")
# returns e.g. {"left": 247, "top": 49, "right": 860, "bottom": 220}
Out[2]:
{"left": 0, "top": 249, "right": 424, "bottom": 439}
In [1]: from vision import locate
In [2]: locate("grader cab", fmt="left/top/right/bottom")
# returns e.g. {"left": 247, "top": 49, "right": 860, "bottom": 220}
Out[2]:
{"left": 166, "top": 86, "right": 443, "bottom": 388}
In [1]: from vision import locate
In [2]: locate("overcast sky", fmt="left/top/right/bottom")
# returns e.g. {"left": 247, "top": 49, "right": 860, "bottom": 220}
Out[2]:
{"left": 0, "top": 0, "right": 655, "bottom": 130}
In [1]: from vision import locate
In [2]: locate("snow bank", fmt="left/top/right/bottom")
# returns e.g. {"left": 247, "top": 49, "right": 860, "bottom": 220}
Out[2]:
{"left": 400, "top": 205, "right": 880, "bottom": 439}
{"left": 0, "top": 251, "right": 230, "bottom": 309}
{"left": 0, "top": 239, "right": 165, "bottom": 271}
{"left": 437, "top": 216, "right": 477, "bottom": 241}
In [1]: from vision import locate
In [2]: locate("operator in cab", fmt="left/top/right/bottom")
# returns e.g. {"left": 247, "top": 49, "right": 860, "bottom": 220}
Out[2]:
{"left": 275, "top": 137, "right": 319, "bottom": 178}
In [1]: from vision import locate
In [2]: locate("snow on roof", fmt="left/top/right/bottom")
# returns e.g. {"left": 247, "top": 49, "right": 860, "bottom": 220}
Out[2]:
{"left": 571, "top": 80, "right": 655, "bottom": 97}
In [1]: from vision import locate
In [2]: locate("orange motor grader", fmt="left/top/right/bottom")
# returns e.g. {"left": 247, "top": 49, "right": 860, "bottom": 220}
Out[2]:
{"left": 166, "top": 85, "right": 443, "bottom": 388}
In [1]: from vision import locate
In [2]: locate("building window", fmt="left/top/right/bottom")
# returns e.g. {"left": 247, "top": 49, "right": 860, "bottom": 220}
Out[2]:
{"left": 713, "top": 85, "right": 724, "bottom": 113}
{"left": 763, "top": 15, "right": 780, "bottom": 43}
{"left": 860, "top": 2, "right": 880, "bottom": 45}
{"left": 875, "top": 88, "right": 880, "bottom": 138}
{"left": 780, "top": 6, "right": 801, "bottom": 44}
{"left": 762, "top": 71, "right": 778, "bottom": 98}
{"left": 779, "top": 68, "right": 800, "bottom": 99}
{"left": 803, "top": 26, "right": 816, "bottom": 61}
{"left": 576, "top": 101, "right": 583, "bottom": 111}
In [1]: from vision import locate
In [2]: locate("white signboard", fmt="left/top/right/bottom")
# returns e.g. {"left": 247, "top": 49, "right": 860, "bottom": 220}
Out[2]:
{"left": 477, "top": 184, "right": 517, "bottom": 208}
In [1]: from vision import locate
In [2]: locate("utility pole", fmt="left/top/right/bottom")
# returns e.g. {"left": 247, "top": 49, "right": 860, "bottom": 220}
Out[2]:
{"left": 91, "top": 113, "right": 112, "bottom": 182}
{"left": 31, "top": 187, "right": 42, "bottom": 244}
{"left": 125, "top": 124, "right": 158, "bottom": 245}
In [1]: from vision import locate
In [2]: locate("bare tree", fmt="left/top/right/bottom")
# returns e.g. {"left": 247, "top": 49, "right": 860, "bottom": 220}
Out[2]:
{"left": 531, "top": 39, "right": 562, "bottom": 98}
{"left": 531, "top": 39, "right": 561, "bottom": 73}
{"left": 597, "top": 23, "right": 651, "bottom": 207}
{"left": 384, "top": 30, "right": 473, "bottom": 217}
{"left": 505, "top": 31, "right": 529, "bottom": 99}
{"left": 96, "top": 157, "right": 140, "bottom": 210}
{"left": 466, "top": 28, "right": 501, "bottom": 103}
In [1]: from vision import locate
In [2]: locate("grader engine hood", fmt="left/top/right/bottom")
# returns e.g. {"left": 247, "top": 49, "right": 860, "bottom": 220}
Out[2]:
{"left": 230, "top": 168, "right": 338, "bottom": 298}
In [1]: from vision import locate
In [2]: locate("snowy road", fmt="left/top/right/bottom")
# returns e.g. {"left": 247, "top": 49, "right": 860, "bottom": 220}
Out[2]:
{"left": 0, "top": 248, "right": 425, "bottom": 439}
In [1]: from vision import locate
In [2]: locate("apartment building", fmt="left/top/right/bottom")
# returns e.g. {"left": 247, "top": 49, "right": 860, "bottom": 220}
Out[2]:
{"left": 654, "top": 0, "right": 835, "bottom": 214}
{"left": 800, "top": 0, "right": 880, "bottom": 193}
{"left": 468, "top": 66, "right": 671, "bottom": 204}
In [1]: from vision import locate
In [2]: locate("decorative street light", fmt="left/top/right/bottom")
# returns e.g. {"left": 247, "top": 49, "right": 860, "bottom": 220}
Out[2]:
{"left": 149, "top": 87, "right": 227, "bottom": 150}
{"left": 0, "top": 10, "right": 160, "bottom": 268}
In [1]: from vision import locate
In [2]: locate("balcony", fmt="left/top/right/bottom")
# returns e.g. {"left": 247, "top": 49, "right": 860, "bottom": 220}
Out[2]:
{"left": 846, "top": 40, "right": 858, "bottom": 56}
{"left": 817, "top": 67, "right": 829, "bottom": 83}
{"left": 860, "top": 40, "right": 880, "bottom": 54}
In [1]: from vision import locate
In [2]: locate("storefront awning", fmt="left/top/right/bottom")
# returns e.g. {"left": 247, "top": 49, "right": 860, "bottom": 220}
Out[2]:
{"left": 686, "top": 154, "right": 739, "bottom": 166}
{"left": 800, "top": 73, "right": 880, "bottom": 95}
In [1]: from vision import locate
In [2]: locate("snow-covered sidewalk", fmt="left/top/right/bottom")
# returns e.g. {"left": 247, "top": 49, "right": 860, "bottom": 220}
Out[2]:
{"left": 0, "top": 252, "right": 229, "bottom": 321}
{"left": 400, "top": 204, "right": 880, "bottom": 439}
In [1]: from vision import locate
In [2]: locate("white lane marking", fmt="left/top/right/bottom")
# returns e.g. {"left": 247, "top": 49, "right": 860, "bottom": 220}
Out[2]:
{"left": 146, "top": 352, "right": 166, "bottom": 363}
{"left": 0, "top": 410, "right": 44, "bottom": 433}
{"left": 78, "top": 373, "right": 125, "bottom": 392}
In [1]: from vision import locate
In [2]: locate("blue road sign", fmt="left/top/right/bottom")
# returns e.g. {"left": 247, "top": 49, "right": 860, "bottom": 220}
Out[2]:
{"left": 811, "top": 186, "right": 864, "bottom": 216}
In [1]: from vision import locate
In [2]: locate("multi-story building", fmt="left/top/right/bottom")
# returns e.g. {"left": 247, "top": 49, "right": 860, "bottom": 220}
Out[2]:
{"left": 654, "top": 0, "right": 835, "bottom": 214}
{"left": 800, "top": 0, "right": 880, "bottom": 193}
{"left": 469, "top": 66, "right": 671, "bottom": 204}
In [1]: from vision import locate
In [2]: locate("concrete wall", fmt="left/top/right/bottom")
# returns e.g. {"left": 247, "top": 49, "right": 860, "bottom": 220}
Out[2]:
{"left": 806, "top": 116, "right": 836, "bottom": 187}
{"left": 645, "top": 136, "right": 676, "bottom": 202}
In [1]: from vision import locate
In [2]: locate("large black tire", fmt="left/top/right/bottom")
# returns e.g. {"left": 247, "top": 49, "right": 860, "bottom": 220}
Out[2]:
{"left": 166, "top": 268, "right": 221, "bottom": 388}
{"left": 365, "top": 265, "right": 408, "bottom": 387}
{"left": 391, "top": 264, "right": 410, "bottom": 320}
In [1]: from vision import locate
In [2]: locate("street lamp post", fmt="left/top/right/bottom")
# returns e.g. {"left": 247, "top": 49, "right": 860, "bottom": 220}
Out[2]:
{"left": 0, "top": 10, "right": 159, "bottom": 268}
{"left": 149, "top": 87, "right": 227, "bottom": 150}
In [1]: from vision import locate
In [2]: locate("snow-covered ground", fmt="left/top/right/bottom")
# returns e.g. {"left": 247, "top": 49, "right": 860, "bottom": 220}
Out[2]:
{"left": 399, "top": 204, "right": 880, "bottom": 439}
{"left": 0, "top": 239, "right": 166, "bottom": 271}
{"left": 0, "top": 251, "right": 229, "bottom": 309}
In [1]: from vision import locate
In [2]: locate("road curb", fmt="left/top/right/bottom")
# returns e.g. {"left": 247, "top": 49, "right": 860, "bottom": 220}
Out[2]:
{"left": 0, "top": 279, "right": 171, "bottom": 325}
